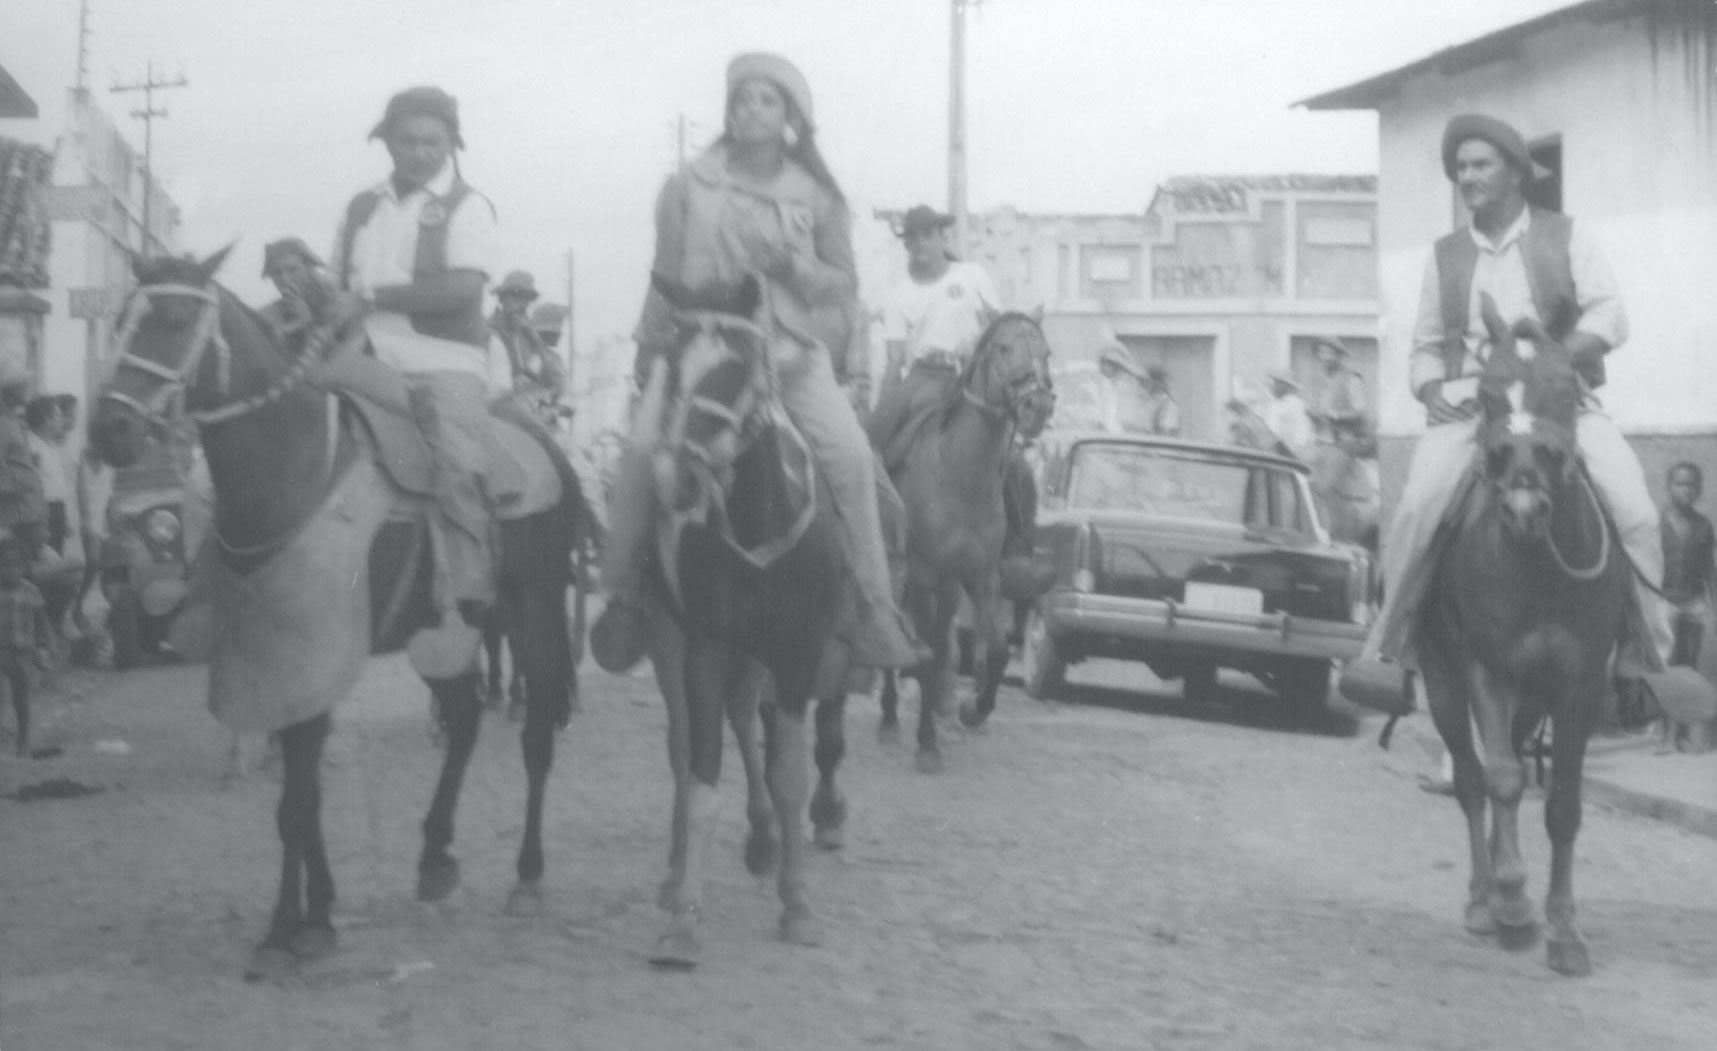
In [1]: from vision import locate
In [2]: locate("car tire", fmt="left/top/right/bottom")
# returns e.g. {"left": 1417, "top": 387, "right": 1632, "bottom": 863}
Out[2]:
{"left": 1020, "top": 606, "right": 1065, "bottom": 700}
{"left": 110, "top": 585, "right": 144, "bottom": 670}
{"left": 1183, "top": 663, "right": 1219, "bottom": 705}
{"left": 1277, "top": 658, "right": 1333, "bottom": 719}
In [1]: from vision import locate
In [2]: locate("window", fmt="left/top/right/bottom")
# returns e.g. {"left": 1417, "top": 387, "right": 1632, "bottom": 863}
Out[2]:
{"left": 1526, "top": 137, "right": 1562, "bottom": 214}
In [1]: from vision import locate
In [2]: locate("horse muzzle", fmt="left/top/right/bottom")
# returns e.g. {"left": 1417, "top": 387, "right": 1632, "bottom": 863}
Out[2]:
{"left": 1502, "top": 485, "right": 1551, "bottom": 540}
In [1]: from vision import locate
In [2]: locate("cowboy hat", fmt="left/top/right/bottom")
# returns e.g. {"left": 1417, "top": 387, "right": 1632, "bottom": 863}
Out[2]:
{"left": 1441, "top": 113, "right": 1532, "bottom": 182}
{"left": 1267, "top": 369, "right": 1301, "bottom": 391}
{"left": 370, "top": 86, "right": 464, "bottom": 149}
{"left": 898, "top": 204, "right": 955, "bottom": 238}
{"left": 1097, "top": 343, "right": 1146, "bottom": 379}
{"left": 493, "top": 271, "right": 539, "bottom": 300}
{"left": 1310, "top": 337, "right": 1350, "bottom": 357}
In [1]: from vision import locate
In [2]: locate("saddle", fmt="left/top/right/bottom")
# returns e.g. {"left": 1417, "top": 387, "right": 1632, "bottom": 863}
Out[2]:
{"left": 308, "top": 349, "right": 563, "bottom": 521}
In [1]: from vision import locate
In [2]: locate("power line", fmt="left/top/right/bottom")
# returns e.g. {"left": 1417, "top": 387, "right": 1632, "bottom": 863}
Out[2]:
{"left": 111, "top": 60, "right": 189, "bottom": 259}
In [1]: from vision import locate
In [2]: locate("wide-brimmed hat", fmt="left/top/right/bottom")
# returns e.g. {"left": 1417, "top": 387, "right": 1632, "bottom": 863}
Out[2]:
{"left": 1267, "top": 369, "right": 1301, "bottom": 391}
{"left": 1310, "top": 336, "right": 1350, "bottom": 358}
{"left": 1098, "top": 343, "right": 1145, "bottom": 379}
{"left": 529, "top": 302, "right": 567, "bottom": 331}
{"left": 494, "top": 271, "right": 539, "bottom": 301}
{"left": 1441, "top": 113, "right": 1531, "bottom": 182}
{"left": 369, "top": 86, "right": 464, "bottom": 149}
{"left": 261, "top": 238, "right": 323, "bottom": 278}
{"left": 727, "top": 52, "right": 815, "bottom": 129}
{"left": 898, "top": 204, "right": 955, "bottom": 238}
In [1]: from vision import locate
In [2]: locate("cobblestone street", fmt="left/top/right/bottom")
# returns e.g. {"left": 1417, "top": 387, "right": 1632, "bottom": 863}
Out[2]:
{"left": 4, "top": 654, "right": 1716, "bottom": 1050}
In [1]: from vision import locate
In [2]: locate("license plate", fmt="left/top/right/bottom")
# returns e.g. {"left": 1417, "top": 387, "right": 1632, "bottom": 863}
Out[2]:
{"left": 1182, "top": 582, "right": 1264, "bottom": 616}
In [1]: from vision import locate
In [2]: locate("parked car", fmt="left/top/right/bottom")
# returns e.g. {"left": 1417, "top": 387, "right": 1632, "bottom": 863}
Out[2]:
{"left": 1021, "top": 430, "right": 1374, "bottom": 715}
{"left": 100, "top": 452, "right": 192, "bottom": 669}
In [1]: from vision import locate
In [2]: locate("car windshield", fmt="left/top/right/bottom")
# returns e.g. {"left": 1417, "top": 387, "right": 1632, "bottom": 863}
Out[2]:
{"left": 1065, "top": 443, "right": 1313, "bottom": 534}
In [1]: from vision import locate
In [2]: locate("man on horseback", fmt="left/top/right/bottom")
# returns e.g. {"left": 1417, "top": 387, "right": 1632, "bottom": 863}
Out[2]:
{"left": 1354, "top": 113, "right": 1672, "bottom": 685}
{"left": 331, "top": 86, "right": 499, "bottom": 668}
{"left": 489, "top": 270, "right": 566, "bottom": 407}
{"left": 1308, "top": 338, "right": 1373, "bottom": 454}
{"left": 868, "top": 204, "right": 1048, "bottom": 598}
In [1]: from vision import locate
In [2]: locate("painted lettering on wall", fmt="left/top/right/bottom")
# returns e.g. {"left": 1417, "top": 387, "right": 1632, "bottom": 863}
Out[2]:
{"left": 1152, "top": 263, "right": 1283, "bottom": 298}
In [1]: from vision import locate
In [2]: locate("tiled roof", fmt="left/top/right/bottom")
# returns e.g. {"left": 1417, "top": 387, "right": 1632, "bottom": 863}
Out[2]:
{"left": 0, "top": 137, "right": 54, "bottom": 288}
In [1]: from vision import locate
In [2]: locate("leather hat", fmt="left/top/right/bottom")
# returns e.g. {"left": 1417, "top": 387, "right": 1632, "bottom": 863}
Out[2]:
{"left": 494, "top": 271, "right": 539, "bottom": 300}
{"left": 1442, "top": 113, "right": 1531, "bottom": 181}
{"left": 898, "top": 204, "right": 955, "bottom": 237}
{"left": 370, "top": 86, "right": 464, "bottom": 149}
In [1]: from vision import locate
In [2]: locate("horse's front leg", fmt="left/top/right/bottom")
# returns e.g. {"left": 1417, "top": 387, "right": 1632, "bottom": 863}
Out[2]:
{"left": 728, "top": 663, "right": 777, "bottom": 875}
{"left": 914, "top": 581, "right": 961, "bottom": 775}
{"left": 959, "top": 578, "right": 1009, "bottom": 729}
{"left": 1544, "top": 681, "right": 1601, "bottom": 976}
{"left": 877, "top": 671, "right": 901, "bottom": 745}
{"left": 1467, "top": 663, "right": 1536, "bottom": 932}
{"left": 647, "top": 610, "right": 691, "bottom": 912}
{"left": 809, "top": 669, "right": 850, "bottom": 850}
{"left": 650, "top": 636, "right": 730, "bottom": 970}
{"left": 245, "top": 712, "right": 332, "bottom": 982}
{"left": 1421, "top": 648, "right": 1495, "bottom": 934}
{"left": 768, "top": 659, "right": 821, "bottom": 947}
{"left": 505, "top": 576, "right": 569, "bottom": 918}
{"left": 417, "top": 671, "right": 482, "bottom": 902}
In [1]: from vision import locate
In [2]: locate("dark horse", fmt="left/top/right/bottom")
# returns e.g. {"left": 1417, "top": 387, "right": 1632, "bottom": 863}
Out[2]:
{"left": 640, "top": 273, "right": 853, "bottom": 968}
{"left": 91, "top": 250, "right": 584, "bottom": 981}
{"left": 883, "top": 313, "right": 1053, "bottom": 773}
{"left": 1418, "top": 295, "right": 1626, "bottom": 976}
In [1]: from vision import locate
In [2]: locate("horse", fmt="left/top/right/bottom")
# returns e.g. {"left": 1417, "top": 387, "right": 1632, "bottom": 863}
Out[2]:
{"left": 883, "top": 314, "right": 1054, "bottom": 773}
{"left": 1416, "top": 294, "right": 1627, "bottom": 977}
{"left": 90, "top": 250, "right": 587, "bottom": 982}
{"left": 640, "top": 272, "right": 855, "bottom": 968}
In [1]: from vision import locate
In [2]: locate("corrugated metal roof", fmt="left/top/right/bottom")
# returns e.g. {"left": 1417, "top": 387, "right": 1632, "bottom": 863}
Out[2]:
{"left": 0, "top": 64, "right": 38, "bottom": 120}
{"left": 0, "top": 137, "right": 55, "bottom": 288}
{"left": 1296, "top": 0, "right": 1674, "bottom": 111}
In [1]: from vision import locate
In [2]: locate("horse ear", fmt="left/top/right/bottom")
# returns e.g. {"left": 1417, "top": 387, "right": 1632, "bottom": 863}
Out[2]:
{"left": 194, "top": 244, "right": 236, "bottom": 284}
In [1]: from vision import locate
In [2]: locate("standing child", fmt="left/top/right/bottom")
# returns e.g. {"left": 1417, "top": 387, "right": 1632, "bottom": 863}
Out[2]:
{"left": 1658, "top": 462, "right": 1716, "bottom": 752}
{"left": 0, "top": 533, "right": 49, "bottom": 757}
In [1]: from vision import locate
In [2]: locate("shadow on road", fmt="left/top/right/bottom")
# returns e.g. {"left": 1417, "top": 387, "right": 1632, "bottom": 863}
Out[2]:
{"left": 1050, "top": 667, "right": 1370, "bottom": 741}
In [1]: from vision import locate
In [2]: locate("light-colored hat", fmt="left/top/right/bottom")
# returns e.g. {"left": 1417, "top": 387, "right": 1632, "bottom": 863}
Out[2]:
{"left": 1310, "top": 337, "right": 1349, "bottom": 357}
{"left": 1097, "top": 343, "right": 1145, "bottom": 378}
{"left": 727, "top": 52, "right": 815, "bottom": 129}
{"left": 1267, "top": 369, "right": 1301, "bottom": 392}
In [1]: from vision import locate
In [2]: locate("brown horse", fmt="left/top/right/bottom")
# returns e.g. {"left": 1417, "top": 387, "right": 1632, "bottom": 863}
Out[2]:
{"left": 91, "top": 250, "right": 587, "bottom": 981}
{"left": 1418, "top": 295, "right": 1625, "bottom": 976}
{"left": 889, "top": 314, "right": 1053, "bottom": 773}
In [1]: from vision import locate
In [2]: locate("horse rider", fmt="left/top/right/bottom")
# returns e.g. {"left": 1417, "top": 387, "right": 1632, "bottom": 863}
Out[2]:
{"left": 1261, "top": 369, "right": 1315, "bottom": 461}
{"left": 1094, "top": 343, "right": 1146, "bottom": 434}
{"left": 589, "top": 52, "right": 924, "bottom": 675}
{"left": 489, "top": 270, "right": 567, "bottom": 407}
{"left": 1353, "top": 112, "right": 1673, "bottom": 686}
{"left": 1138, "top": 364, "right": 1181, "bottom": 437}
{"left": 331, "top": 85, "right": 500, "bottom": 670}
{"left": 1307, "top": 338, "right": 1373, "bottom": 452}
{"left": 259, "top": 238, "right": 337, "bottom": 345}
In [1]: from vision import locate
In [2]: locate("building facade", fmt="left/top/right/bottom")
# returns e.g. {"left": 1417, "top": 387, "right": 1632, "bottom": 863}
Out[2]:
{"left": 1302, "top": 0, "right": 1717, "bottom": 511}
{"left": 865, "top": 176, "right": 1380, "bottom": 443}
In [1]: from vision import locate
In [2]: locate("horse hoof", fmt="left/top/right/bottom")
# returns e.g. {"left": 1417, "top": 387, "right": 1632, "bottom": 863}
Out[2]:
{"left": 779, "top": 908, "right": 823, "bottom": 948}
{"left": 958, "top": 702, "right": 989, "bottom": 729}
{"left": 1547, "top": 937, "right": 1592, "bottom": 977}
{"left": 877, "top": 721, "right": 901, "bottom": 747}
{"left": 291, "top": 925, "right": 337, "bottom": 962}
{"left": 416, "top": 859, "right": 461, "bottom": 902}
{"left": 243, "top": 943, "right": 299, "bottom": 983}
{"left": 812, "top": 824, "right": 844, "bottom": 851}
{"left": 649, "top": 929, "right": 701, "bottom": 970}
{"left": 504, "top": 881, "right": 544, "bottom": 918}
{"left": 915, "top": 749, "right": 943, "bottom": 775}
{"left": 744, "top": 832, "right": 778, "bottom": 876}
{"left": 809, "top": 794, "right": 847, "bottom": 838}
{"left": 1463, "top": 900, "right": 1497, "bottom": 936}
{"left": 1492, "top": 894, "right": 1538, "bottom": 932}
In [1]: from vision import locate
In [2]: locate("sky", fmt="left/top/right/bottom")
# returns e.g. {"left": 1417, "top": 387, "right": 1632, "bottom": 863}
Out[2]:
{"left": 3, "top": 0, "right": 1576, "bottom": 347}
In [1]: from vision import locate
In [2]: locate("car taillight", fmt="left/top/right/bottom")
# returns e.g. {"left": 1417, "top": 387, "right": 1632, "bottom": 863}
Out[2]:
{"left": 1071, "top": 524, "right": 1095, "bottom": 593}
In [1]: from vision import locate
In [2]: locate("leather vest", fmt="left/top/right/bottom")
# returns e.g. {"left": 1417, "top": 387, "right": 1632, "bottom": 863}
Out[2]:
{"left": 338, "top": 179, "right": 493, "bottom": 349}
{"left": 1433, "top": 208, "right": 1587, "bottom": 384}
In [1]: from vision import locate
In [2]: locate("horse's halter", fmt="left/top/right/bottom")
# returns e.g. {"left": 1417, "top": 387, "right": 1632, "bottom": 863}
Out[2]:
{"left": 961, "top": 319, "right": 1051, "bottom": 428}
{"left": 660, "top": 308, "right": 775, "bottom": 509}
{"left": 104, "top": 280, "right": 320, "bottom": 429}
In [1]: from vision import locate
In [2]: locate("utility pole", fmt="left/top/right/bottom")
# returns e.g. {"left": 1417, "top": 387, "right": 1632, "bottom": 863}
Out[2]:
{"left": 110, "top": 61, "right": 188, "bottom": 259}
{"left": 948, "top": 0, "right": 971, "bottom": 257}
{"left": 677, "top": 113, "right": 688, "bottom": 167}
{"left": 74, "top": 0, "right": 92, "bottom": 94}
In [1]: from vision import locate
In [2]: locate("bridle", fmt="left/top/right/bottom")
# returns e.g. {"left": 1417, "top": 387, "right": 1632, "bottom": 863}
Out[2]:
{"left": 103, "top": 278, "right": 338, "bottom": 560}
{"left": 104, "top": 280, "right": 322, "bottom": 428}
{"left": 667, "top": 308, "right": 776, "bottom": 485}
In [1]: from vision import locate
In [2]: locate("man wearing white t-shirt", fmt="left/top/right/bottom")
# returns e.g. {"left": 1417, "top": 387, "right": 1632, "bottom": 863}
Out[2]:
{"left": 868, "top": 205, "right": 999, "bottom": 466}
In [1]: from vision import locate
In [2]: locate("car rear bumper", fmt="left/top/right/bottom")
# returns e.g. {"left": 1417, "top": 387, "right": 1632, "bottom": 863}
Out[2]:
{"left": 1044, "top": 591, "right": 1366, "bottom": 662}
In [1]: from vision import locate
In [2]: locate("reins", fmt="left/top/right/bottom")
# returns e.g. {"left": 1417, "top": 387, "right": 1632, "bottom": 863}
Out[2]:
{"left": 1544, "top": 464, "right": 1611, "bottom": 582}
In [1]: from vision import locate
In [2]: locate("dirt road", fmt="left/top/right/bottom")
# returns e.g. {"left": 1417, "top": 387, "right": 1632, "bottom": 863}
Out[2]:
{"left": 4, "top": 655, "right": 1715, "bottom": 1050}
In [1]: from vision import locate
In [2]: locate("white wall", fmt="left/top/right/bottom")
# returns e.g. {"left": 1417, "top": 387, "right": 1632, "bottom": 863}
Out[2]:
{"left": 1372, "top": 8, "right": 1717, "bottom": 437}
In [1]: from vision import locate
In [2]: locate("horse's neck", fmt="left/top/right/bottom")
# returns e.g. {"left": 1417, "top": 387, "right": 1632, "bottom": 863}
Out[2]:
{"left": 1549, "top": 471, "right": 1606, "bottom": 564}
{"left": 204, "top": 386, "right": 335, "bottom": 552}
{"left": 937, "top": 398, "right": 1012, "bottom": 493}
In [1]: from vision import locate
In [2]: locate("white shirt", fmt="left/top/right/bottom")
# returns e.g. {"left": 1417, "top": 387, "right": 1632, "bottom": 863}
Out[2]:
{"left": 332, "top": 160, "right": 499, "bottom": 378}
{"left": 882, "top": 260, "right": 1000, "bottom": 366}
{"left": 1263, "top": 393, "right": 1316, "bottom": 460}
{"left": 27, "top": 432, "right": 67, "bottom": 504}
{"left": 1409, "top": 209, "right": 1627, "bottom": 396}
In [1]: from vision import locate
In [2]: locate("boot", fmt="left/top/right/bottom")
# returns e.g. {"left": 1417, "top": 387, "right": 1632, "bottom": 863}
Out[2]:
{"left": 591, "top": 593, "right": 651, "bottom": 674}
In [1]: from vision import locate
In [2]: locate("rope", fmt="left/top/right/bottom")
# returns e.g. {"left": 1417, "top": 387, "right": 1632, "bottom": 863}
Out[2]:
{"left": 1544, "top": 469, "right": 1611, "bottom": 581}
